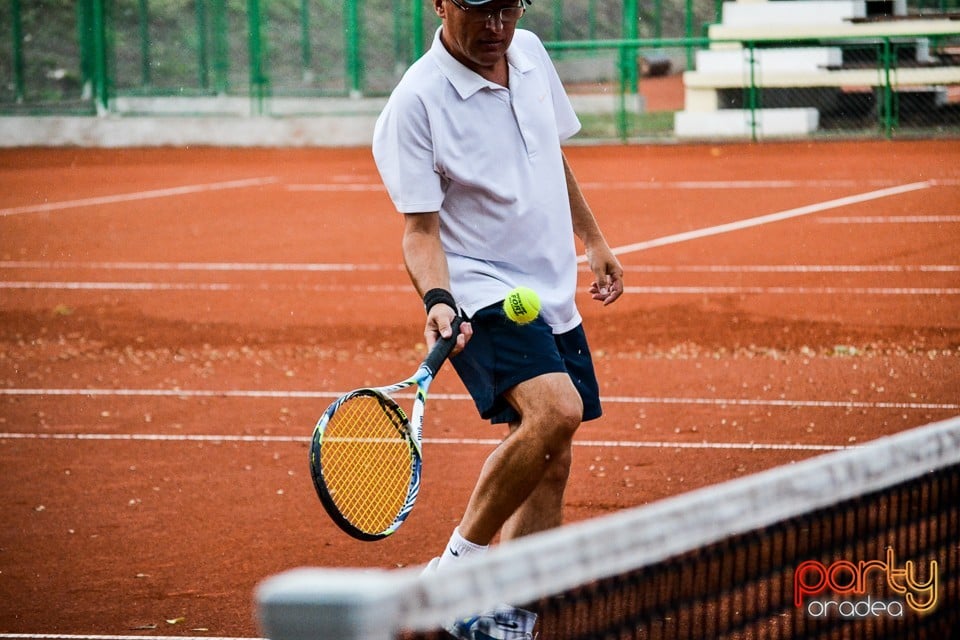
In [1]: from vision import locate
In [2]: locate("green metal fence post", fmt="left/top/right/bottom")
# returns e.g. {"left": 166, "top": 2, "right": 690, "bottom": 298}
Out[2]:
{"left": 621, "top": 0, "right": 638, "bottom": 93}
{"left": 345, "top": 0, "right": 364, "bottom": 96}
{"left": 685, "top": 0, "right": 694, "bottom": 70}
{"left": 11, "top": 0, "right": 25, "bottom": 103}
{"left": 746, "top": 40, "right": 758, "bottom": 142}
{"left": 213, "top": 0, "right": 229, "bottom": 94}
{"left": 619, "top": 2, "right": 639, "bottom": 141}
{"left": 77, "top": 0, "right": 94, "bottom": 100}
{"left": 553, "top": 0, "right": 564, "bottom": 44}
{"left": 880, "top": 37, "right": 896, "bottom": 138}
{"left": 616, "top": 65, "right": 629, "bottom": 142}
{"left": 412, "top": 0, "right": 424, "bottom": 60}
{"left": 91, "top": 0, "right": 109, "bottom": 114}
{"left": 617, "top": 0, "right": 640, "bottom": 142}
{"left": 138, "top": 0, "right": 151, "bottom": 87}
{"left": 197, "top": 0, "right": 209, "bottom": 91}
{"left": 301, "top": 0, "right": 312, "bottom": 82}
{"left": 247, "top": 0, "right": 268, "bottom": 114}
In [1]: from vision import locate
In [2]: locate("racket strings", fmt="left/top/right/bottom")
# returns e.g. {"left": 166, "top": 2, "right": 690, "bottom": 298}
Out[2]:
{"left": 320, "top": 394, "right": 415, "bottom": 535}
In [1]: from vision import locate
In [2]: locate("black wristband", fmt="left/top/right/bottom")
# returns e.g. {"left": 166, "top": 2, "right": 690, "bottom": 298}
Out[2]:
{"left": 423, "top": 288, "right": 456, "bottom": 314}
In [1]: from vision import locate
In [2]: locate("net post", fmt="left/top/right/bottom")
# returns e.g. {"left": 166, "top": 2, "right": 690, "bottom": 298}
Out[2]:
{"left": 256, "top": 568, "right": 407, "bottom": 640}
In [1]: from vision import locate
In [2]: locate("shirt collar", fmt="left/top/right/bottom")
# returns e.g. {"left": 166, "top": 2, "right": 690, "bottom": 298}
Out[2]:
{"left": 430, "top": 27, "right": 536, "bottom": 99}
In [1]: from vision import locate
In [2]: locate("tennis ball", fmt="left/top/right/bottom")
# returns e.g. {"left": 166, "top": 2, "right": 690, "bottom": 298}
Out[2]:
{"left": 503, "top": 286, "right": 541, "bottom": 325}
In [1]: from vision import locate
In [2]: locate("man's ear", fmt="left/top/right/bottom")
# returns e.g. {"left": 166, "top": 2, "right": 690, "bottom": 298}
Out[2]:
{"left": 434, "top": 0, "right": 445, "bottom": 18}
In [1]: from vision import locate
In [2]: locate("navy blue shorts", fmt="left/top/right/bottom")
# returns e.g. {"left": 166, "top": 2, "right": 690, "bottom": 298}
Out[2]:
{"left": 450, "top": 302, "right": 602, "bottom": 425}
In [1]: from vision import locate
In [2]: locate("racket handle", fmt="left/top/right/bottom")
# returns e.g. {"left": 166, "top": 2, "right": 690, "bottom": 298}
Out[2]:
{"left": 423, "top": 315, "right": 463, "bottom": 376}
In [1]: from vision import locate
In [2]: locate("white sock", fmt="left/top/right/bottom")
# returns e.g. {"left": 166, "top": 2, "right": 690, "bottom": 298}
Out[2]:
{"left": 438, "top": 527, "right": 488, "bottom": 569}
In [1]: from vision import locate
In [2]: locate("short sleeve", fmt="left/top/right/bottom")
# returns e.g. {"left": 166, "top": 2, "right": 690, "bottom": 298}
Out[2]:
{"left": 372, "top": 87, "right": 446, "bottom": 213}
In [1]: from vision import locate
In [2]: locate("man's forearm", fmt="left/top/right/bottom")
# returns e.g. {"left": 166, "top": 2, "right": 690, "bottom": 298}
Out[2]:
{"left": 563, "top": 154, "right": 606, "bottom": 249}
{"left": 402, "top": 212, "right": 452, "bottom": 298}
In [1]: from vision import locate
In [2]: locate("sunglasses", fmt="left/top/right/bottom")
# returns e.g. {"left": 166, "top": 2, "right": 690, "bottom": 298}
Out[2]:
{"left": 448, "top": 0, "right": 525, "bottom": 25}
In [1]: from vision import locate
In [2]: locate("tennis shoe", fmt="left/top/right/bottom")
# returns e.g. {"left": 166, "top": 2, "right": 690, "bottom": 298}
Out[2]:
{"left": 446, "top": 604, "right": 537, "bottom": 640}
{"left": 421, "top": 559, "right": 536, "bottom": 640}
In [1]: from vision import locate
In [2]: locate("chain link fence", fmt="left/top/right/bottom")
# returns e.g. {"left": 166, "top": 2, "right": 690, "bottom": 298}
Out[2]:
{"left": 1, "top": 0, "right": 958, "bottom": 142}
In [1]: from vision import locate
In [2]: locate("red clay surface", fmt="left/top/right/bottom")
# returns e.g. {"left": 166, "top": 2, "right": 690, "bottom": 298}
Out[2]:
{"left": 0, "top": 140, "right": 958, "bottom": 636}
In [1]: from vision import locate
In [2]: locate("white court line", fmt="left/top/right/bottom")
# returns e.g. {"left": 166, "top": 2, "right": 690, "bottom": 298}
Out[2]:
{"left": 285, "top": 178, "right": 960, "bottom": 192}
{"left": 430, "top": 437, "right": 850, "bottom": 452}
{"left": 818, "top": 215, "right": 960, "bottom": 224}
{"left": 622, "top": 285, "right": 960, "bottom": 295}
{"left": 0, "top": 260, "right": 402, "bottom": 272}
{"left": 584, "top": 179, "right": 960, "bottom": 189}
{"left": 0, "top": 177, "right": 279, "bottom": 217}
{"left": 589, "top": 181, "right": 931, "bottom": 260}
{"left": 3, "top": 281, "right": 957, "bottom": 296}
{"left": 2, "top": 261, "right": 957, "bottom": 274}
{"left": 0, "top": 635, "right": 256, "bottom": 640}
{"left": 582, "top": 179, "right": 894, "bottom": 190}
{"left": 2, "top": 388, "right": 956, "bottom": 411}
{"left": 0, "top": 431, "right": 849, "bottom": 452}
{"left": 0, "top": 281, "right": 407, "bottom": 292}
{"left": 287, "top": 183, "right": 384, "bottom": 192}
{"left": 621, "top": 264, "right": 960, "bottom": 273}
{"left": 284, "top": 178, "right": 904, "bottom": 192}
{"left": 0, "top": 281, "right": 237, "bottom": 291}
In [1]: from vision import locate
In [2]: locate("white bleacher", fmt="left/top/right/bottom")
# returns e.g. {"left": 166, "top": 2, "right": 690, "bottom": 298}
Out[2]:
{"left": 683, "top": 45, "right": 844, "bottom": 113}
{"left": 692, "top": 47, "right": 843, "bottom": 75}
{"left": 708, "top": 16, "right": 960, "bottom": 42}
{"left": 674, "top": 108, "right": 820, "bottom": 138}
{"left": 720, "top": 0, "right": 865, "bottom": 27}
{"left": 685, "top": 66, "right": 960, "bottom": 91}
{"left": 673, "top": 0, "right": 960, "bottom": 139}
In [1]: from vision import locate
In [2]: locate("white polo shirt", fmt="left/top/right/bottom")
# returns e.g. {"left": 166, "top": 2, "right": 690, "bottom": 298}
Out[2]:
{"left": 372, "top": 28, "right": 582, "bottom": 333}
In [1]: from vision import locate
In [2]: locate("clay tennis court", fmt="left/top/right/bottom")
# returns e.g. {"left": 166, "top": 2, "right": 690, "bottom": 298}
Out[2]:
{"left": 1, "top": 140, "right": 958, "bottom": 637}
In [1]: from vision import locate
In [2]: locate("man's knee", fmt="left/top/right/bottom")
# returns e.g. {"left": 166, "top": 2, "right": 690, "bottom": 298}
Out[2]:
{"left": 543, "top": 391, "right": 583, "bottom": 441}
{"left": 512, "top": 374, "right": 583, "bottom": 445}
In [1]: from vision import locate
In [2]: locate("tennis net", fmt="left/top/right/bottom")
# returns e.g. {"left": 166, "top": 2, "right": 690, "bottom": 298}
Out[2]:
{"left": 256, "top": 416, "right": 960, "bottom": 640}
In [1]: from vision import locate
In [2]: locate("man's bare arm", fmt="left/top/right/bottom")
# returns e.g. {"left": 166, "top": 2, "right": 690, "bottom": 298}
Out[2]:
{"left": 563, "top": 154, "right": 624, "bottom": 306}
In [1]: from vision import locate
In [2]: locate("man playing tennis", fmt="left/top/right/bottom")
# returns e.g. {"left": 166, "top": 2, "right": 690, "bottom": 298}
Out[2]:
{"left": 372, "top": 0, "right": 623, "bottom": 636}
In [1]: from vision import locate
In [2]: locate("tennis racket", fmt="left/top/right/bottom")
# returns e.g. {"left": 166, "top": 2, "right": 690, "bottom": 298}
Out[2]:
{"left": 310, "top": 317, "right": 462, "bottom": 541}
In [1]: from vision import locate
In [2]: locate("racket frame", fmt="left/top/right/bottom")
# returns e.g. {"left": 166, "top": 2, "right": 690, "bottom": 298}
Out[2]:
{"left": 310, "top": 317, "right": 462, "bottom": 541}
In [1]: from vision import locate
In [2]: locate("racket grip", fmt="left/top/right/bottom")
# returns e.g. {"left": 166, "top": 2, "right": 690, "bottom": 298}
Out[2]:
{"left": 423, "top": 315, "right": 463, "bottom": 376}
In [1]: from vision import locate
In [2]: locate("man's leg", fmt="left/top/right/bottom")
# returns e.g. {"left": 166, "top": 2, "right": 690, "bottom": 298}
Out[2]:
{"left": 455, "top": 372, "right": 583, "bottom": 547}
{"left": 499, "top": 438, "right": 572, "bottom": 541}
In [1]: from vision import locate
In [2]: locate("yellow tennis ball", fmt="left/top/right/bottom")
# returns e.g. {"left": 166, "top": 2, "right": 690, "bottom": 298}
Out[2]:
{"left": 503, "top": 286, "right": 541, "bottom": 325}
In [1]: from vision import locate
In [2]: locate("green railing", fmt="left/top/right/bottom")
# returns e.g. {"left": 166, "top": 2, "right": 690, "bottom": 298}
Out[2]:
{"left": 2, "top": 0, "right": 959, "bottom": 141}
{"left": 542, "top": 30, "right": 960, "bottom": 141}
{"left": 723, "top": 34, "right": 960, "bottom": 141}
{"left": 1, "top": 0, "right": 721, "bottom": 110}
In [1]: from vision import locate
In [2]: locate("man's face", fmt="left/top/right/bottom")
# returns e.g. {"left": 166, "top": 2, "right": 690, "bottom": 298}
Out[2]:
{"left": 436, "top": 0, "right": 523, "bottom": 75}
